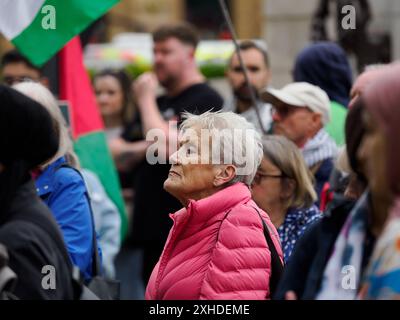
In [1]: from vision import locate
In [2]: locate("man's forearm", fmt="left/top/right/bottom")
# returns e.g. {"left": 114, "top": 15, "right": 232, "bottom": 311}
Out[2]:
{"left": 138, "top": 96, "right": 169, "bottom": 135}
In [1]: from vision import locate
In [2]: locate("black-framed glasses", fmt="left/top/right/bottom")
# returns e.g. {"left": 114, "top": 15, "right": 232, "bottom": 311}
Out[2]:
{"left": 253, "top": 172, "right": 284, "bottom": 185}
{"left": 2, "top": 76, "right": 38, "bottom": 86}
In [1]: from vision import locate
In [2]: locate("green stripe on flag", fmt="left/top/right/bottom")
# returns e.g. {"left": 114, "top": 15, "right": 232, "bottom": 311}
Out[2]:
{"left": 74, "top": 131, "right": 128, "bottom": 240}
{"left": 12, "top": 0, "right": 119, "bottom": 66}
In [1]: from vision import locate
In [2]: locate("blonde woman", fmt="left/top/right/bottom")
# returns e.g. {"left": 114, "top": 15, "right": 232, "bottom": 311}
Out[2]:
{"left": 13, "top": 82, "right": 96, "bottom": 282}
{"left": 251, "top": 135, "right": 321, "bottom": 262}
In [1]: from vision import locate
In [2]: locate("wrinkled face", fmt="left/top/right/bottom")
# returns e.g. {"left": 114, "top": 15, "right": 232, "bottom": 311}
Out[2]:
{"left": 227, "top": 48, "right": 270, "bottom": 101}
{"left": 251, "top": 157, "right": 285, "bottom": 212}
{"left": 272, "top": 101, "right": 320, "bottom": 147}
{"left": 94, "top": 75, "right": 124, "bottom": 118}
{"left": 2, "top": 62, "right": 41, "bottom": 86}
{"left": 153, "top": 37, "right": 193, "bottom": 88}
{"left": 357, "top": 109, "right": 389, "bottom": 201}
{"left": 164, "top": 128, "right": 219, "bottom": 204}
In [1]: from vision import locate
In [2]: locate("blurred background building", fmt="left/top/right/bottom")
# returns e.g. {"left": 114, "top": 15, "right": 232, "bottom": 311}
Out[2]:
{"left": 1, "top": 0, "right": 400, "bottom": 89}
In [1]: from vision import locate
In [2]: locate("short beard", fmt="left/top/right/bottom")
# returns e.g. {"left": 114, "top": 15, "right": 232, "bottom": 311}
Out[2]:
{"left": 233, "top": 83, "right": 259, "bottom": 103}
{"left": 159, "top": 75, "right": 178, "bottom": 91}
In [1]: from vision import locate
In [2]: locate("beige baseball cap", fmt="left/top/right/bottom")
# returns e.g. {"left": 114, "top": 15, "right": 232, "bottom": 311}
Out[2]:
{"left": 260, "top": 82, "right": 331, "bottom": 125}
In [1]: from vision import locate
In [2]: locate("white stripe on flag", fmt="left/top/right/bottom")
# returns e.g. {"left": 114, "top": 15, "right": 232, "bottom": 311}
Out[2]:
{"left": 0, "top": 0, "right": 45, "bottom": 39}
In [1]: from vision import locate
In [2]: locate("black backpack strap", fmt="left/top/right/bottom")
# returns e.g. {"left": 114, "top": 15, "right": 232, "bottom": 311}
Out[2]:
{"left": 252, "top": 206, "right": 284, "bottom": 298}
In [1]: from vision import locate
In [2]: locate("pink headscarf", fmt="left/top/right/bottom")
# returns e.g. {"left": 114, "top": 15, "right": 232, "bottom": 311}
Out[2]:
{"left": 362, "top": 63, "right": 400, "bottom": 206}
{"left": 349, "top": 65, "right": 393, "bottom": 108}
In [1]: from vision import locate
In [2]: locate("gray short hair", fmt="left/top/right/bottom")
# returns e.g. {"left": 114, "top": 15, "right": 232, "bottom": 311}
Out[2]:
{"left": 180, "top": 110, "right": 263, "bottom": 186}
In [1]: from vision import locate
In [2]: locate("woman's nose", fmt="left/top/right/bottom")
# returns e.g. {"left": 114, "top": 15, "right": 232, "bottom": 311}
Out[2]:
{"left": 97, "top": 94, "right": 108, "bottom": 104}
{"left": 169, "top": 150, "right": 179, "bottom": 165}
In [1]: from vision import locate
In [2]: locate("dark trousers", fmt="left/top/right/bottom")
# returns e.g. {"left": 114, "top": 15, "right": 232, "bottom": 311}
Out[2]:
{"left": 141, "top": 244, "right": 164, "bottom": 287}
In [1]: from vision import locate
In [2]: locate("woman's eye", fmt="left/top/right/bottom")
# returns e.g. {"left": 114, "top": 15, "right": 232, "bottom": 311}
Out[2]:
{"left": 186, "top": 147, "right": 195, "bottom": 156}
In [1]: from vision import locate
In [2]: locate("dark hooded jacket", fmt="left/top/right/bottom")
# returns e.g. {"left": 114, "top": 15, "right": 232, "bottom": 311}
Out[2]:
{"left": 0, "top": 85, "right": 75, "bottom": 299}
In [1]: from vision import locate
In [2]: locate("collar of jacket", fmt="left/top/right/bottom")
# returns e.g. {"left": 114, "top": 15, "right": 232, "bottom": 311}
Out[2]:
{"left": 34, "top": 156, "right": 67, "bottom": 197}
{"left": 170, "top": 182, "right": 252, "bottom": 230}
{"left": 283, "top": 205, "right": 319, "bottom": 228}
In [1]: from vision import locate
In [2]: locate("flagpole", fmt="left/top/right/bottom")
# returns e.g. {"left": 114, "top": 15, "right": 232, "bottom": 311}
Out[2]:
{"left": 218, "top": 0, "right": 268, "bottom": 135}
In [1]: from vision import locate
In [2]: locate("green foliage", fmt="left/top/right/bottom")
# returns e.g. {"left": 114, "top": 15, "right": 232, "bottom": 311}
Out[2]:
{"left": 89, "top": 62, "right": 227, "bottom": 80}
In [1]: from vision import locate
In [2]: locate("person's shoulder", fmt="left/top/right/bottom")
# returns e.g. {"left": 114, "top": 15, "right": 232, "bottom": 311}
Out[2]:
{"left": 304, "top": 204, "right": 322, "bottom": 217}
{"left": 53, "top": 166, "right": 85, "bottom": 189}
{"left": 184, "top": 83, "right": 223, "bottom": 102}
{"left": 216, "top": 203, "right": 268, "bottom": 254}
{"left": 0, "top": 220, "right": 42, "bottom": 250}
{"left": 225, "top": 201, "right": 264, "bottom": 230}
{"left": 300, "top": 205, "right": 322, "bottom": 227}
{"left": 330, "top": 101, "right": 348, "bottom": 114}
{"left": 192, "top": 83, "right": 223, "bottom": 98}
{"left": 316, "top": 157, "right": 335, "bottom": 176}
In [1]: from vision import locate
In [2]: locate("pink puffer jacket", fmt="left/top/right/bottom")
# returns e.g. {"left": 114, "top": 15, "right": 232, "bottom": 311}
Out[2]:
{"left": 145, "top": 182, "right": 283, "bottom": 300}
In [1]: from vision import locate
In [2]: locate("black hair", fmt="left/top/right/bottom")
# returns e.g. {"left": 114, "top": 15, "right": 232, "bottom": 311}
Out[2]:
{"left": 1, "top": 49, "right": 42, "bottom": 74}
{"left": 228, "top": 40, "right": 270, "bottom": 69}
{"left": 0, "top": 85, "right": 58, "bottom": 221}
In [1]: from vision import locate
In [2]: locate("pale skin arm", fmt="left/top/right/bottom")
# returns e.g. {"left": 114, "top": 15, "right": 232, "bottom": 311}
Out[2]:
{"left": 109, "top": 137, "right": 150, "bottom": 172}
{"left": 108, "top": 72, "right": 178, "bottom": 170}
{"left": 132, "top": 72, "right": 178, "bottom": 158}
{"left": 133, "top": 72, "right": 170, "bottom": 135}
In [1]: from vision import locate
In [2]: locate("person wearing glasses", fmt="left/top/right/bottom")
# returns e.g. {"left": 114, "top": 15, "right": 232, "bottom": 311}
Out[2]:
{"left": 1, "top": 49, "right": 48, "bottom": 86}
{"left": 260, "top": 82, "right": 338, "bottom": 202}
{"left": 251, "top": 135, "right": 321, "bottom": 262}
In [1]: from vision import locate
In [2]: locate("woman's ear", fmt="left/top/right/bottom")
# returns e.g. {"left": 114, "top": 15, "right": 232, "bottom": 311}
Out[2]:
{"left": 213, "top": 165, "right": 236, "bottom": 187}
{"left": 310, "top": 113, "right": 323, "bottom": 131}
{"left": 281, "top": 178, "right": 296, "bottom": 200}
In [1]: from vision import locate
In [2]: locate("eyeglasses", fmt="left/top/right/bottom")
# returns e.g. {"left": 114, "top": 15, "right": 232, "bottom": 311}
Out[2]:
{"left": 2, "top": 76, "right": 38, "bottom": 86}
{"left": 270, "top": 104, "right": 304, "bottom": 119}
{"left": 252, "top": 172, "right": 284, "bottom": 185}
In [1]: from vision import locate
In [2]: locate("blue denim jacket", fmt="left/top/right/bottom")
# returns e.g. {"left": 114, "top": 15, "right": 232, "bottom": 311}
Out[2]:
{"left": 35, "top": 156, "right": 96, "bottom": 281}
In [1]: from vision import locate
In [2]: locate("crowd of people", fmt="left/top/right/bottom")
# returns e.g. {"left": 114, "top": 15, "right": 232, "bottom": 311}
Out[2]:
{"left": 0, "top": 21, "right": 400, "bottom": 300}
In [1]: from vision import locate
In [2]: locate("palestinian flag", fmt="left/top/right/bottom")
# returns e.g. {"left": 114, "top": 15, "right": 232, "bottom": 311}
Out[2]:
{"left": 59, "top": 37, "right": 127, "bottom": 240}
{"left": 0, "top": 0, "right": 127, "bottom": 238}
{"left": 0, "top": 0, "right": 119, "bottom": 66}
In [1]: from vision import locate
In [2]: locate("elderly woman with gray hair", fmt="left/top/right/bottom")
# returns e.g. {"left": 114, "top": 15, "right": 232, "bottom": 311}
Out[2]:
{"left": 145, "top": 111, "right": 283, "bottom": 300}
